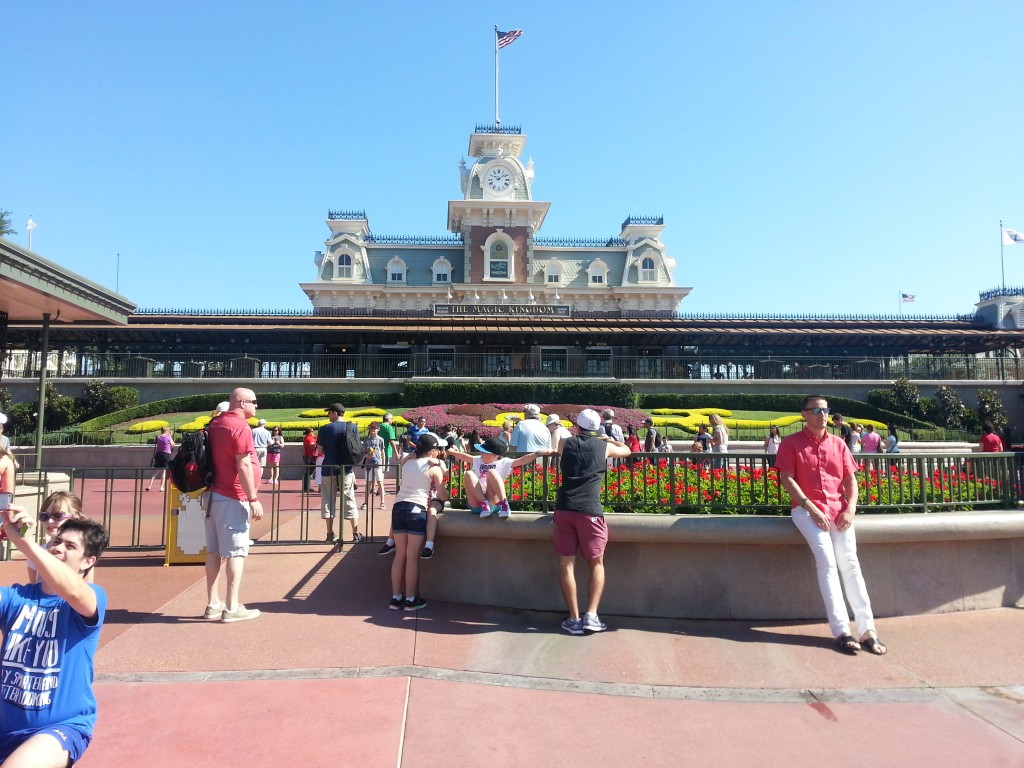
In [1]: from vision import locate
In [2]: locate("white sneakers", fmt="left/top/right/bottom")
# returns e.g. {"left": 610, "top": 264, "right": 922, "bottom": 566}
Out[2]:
{"left": 220, "top": 605, "right": 261, "bottom": 624}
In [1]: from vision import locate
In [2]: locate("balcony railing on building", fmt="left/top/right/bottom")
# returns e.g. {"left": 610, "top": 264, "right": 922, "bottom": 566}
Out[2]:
{"left": 2, "top": 352, "right": 1020, "bottom": 382}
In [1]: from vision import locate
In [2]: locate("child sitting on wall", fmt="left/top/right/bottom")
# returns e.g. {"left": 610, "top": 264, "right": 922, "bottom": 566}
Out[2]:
{"left": 447, "top": 436, "right": 551, "bottom": 519}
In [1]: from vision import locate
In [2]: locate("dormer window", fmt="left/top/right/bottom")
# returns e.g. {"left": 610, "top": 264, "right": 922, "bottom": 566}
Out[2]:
{"left": 320, "top": 259, "right": 334, "bottom": 280}
{"left": 588, "top": 259, "right": 608, "bottom": 285}
{"left": 545, "top": 261, "right": 562, "bottom": 284}
{"left": 432, "top": 257, "right": 452, "bottom": 284}
{"left": 387, "top": 257, "right": 407, "bottom": 283}
{"left": 337, "top": 254, "right": 352, "bottom": 279}
{"left": 641, "top": 257, "right": 656, "bottom": 282}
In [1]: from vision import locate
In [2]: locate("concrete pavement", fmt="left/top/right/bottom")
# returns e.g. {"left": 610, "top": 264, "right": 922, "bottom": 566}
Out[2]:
{"left": 1, "top": 512, "right": 1023, "bottom": 766}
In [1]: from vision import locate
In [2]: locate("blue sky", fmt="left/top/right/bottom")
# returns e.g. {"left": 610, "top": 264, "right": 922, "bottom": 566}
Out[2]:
{"left": 3, "top": 1, "right": 1023, "bottom": 316}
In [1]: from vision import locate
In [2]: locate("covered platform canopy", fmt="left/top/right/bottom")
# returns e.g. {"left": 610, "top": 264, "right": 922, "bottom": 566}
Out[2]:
{"left": 5, "top": 308, "right": 1023, "bottom": 357}
{"left": 0, "top": 236, "right": 135, "bottom": 464}
{"left": 0, "top": 237, "right": 135, "bottom": 325}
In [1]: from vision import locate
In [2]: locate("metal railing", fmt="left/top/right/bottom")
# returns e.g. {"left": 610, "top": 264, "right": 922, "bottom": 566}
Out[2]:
{"left": 3, "top": 352, "right": 1020, "bottom": 382}
{"left": 2, "top": 453, "right": 1018, "bottom": 559}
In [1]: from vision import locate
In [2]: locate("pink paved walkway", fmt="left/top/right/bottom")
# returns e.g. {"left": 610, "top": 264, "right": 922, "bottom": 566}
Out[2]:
{"left": 2, "top": 537, "right": 1023, "bottom": 766}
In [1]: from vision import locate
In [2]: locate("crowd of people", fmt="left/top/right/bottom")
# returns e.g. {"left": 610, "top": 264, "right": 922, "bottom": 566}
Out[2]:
{"left": 4, "top": 385, "right": 1018, "bottom": 764}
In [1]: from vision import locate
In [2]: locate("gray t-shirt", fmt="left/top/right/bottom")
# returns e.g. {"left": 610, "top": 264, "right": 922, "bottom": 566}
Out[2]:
{"left": 251, "top": 426, "right": 271, "bottom": 449}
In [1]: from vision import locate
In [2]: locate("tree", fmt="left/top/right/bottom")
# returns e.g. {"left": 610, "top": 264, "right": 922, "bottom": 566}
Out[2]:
{"left": 0, "top": 209, "right": 16, "bottom": 237}
{"left": 932, "top": 385, "right": 970, "bottom": 430}
{"left": 77, "top": 381, "right": 139, "bottom": 421}
{"left": 891, "top": 377, "right": 923, "bottom": 419}
{"left": 975, "top": 389, "right": 1008, "bottom": 434}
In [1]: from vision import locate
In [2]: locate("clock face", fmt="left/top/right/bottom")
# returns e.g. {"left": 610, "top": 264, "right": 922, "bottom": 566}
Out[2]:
{"left": 486, "top": 167, "right": 512, "bottom": 192}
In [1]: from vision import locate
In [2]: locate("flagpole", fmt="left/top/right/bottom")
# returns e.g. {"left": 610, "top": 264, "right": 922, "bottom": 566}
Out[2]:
{"left": 898, "top": 291, "right": 902, "bottom": 316}
{"left": 494, "top": 26, "right": 500, "bottom": 125}
{"left": 1000, "top": 220, "right": 1006, "bottom": 292}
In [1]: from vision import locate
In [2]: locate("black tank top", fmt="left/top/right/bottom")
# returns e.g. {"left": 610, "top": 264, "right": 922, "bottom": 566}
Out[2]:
{"left": 554, "top": 433, "right": 606, "bottom": 516}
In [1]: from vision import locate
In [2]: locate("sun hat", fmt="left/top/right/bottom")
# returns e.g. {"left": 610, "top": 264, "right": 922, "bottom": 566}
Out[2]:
{"left": 523, "top": 404, "right": 541, "bottom": 416}
{"left": 474, "top": 436, "right": 507, "bottom": 456}
{"left": 576, "top": 409, "right": 602, "bottom": 432}
{"left": 546, "top": 413, "right": 562, "bottom": 426}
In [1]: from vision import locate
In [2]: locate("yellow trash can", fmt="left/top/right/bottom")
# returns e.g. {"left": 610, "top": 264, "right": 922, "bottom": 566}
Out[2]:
{"left": 164, "top": 487, "right": 209, "bottom": 566}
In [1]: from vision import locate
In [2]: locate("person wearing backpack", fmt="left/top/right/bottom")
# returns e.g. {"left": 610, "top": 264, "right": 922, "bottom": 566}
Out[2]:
{"left": 203, "top": 388, "right": 264, "bottom": 624}
{"left": 317, "top": 403, "right": 362, "bottom": 544}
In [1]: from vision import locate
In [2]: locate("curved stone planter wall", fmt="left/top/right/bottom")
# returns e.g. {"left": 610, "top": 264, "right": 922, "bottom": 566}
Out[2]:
{"left": 422, "top": 511, "right": 1024, "bottom": 620}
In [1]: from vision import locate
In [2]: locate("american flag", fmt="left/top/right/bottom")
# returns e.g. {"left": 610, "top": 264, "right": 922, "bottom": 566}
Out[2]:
{"left": 901, "top": 293, "right": 915, "bottom": 303}
{"left": 496, "top": 29, "right": 522, "bottom": 49}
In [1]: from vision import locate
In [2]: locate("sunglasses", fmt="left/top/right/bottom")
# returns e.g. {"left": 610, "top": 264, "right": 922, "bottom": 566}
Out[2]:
{"left": 39, "top": 512, "right": 72, "bottom": 525}
{"left": 239, "top": 400, "right": 258, "bottom": 407}
{"left": 801, "top": 407, "right": 831, "bottom": 415}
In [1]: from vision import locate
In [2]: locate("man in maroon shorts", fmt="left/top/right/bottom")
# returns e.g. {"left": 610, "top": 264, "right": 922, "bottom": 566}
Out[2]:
{"left": 553, "top": 408, "right": 632, "bottom": 635}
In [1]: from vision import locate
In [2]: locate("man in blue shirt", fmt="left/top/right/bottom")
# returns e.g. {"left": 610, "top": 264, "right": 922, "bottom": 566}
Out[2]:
{"left": 402, "top": 416, "right": 429, "bottom": 454}
{"left": 0, "top": 507, "right": 109, "bottom": 767}
{"left": 317, "top": 403, "right": 360, "bottom": 544}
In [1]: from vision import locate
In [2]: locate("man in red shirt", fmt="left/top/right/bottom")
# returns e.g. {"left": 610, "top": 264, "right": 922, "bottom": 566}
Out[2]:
{"left": 775, "top": 395, "right": 886, "bottom": 656}
{"left": 979, "top": 423, "right": 1004, "bottom": 452}
{"left": 203, "top": 387, "right": 264, "bottom": 624}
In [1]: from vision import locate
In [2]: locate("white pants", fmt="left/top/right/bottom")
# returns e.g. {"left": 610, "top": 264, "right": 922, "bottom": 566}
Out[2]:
{"left": 791, "top": 507, "right": 876, "bottom": 639}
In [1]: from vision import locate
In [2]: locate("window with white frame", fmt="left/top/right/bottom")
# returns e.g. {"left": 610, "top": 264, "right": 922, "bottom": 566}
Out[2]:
{"left": 640, "top": 257, "right": 656, "bottom": 282}
{"left": 387, "top": 257, "right": 407, "bottom": 283}
{"left": 483, "top": 234, "right": 514, "bottom": 280}
{"left": 588, "top": 259, "right": 607, "bottom": 285}
{"left": 432, "top": 258, "right": 451, "bottom": 283}
{"left": 544, "top": 260, "right": 562, "bottom": 284}
{"left": 337, "top": 254, "right": 352, "bottom": 279}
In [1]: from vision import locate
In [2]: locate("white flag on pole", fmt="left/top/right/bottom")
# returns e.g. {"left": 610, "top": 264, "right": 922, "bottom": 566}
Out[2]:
{"left": 1003, "top": 228, "right": 1024, "bottom": 245}
{"left": 25, "top": 217, "right": 37, "bottom": 231}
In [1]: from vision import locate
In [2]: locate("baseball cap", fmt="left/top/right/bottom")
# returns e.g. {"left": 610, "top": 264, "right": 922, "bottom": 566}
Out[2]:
{"left": 576, "top": 409, "right": 602, "bottom": 432}
{"left": 474, "top": 436, "right": 507, "bottom": 456}
{"left": 417, "top": 433, "right": 442, "bottom": 451}
{"left": 215, "top": 401, "right": 229, "bottom": 413}
{"left": 546, "top": 413, "right": 562, "bottom": 426}
{"left": 424, "top": 432, "right": 448, "bottom": 448}
{"left": 328, "top": 403, "right": 345, "bottom": 415}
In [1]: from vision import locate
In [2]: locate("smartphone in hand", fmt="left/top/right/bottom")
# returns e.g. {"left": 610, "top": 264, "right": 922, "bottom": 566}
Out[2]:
{"left": 0, "top": 495, "right": 28, "bottom": 541}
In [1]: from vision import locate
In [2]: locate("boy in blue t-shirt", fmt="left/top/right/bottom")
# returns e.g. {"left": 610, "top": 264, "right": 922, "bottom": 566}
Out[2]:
{"left": 0, "top": 506, "right": 109, "bottom": 767}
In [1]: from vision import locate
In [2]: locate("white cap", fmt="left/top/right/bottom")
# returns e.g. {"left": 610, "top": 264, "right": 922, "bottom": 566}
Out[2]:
{"left": 0, "top": 413, "right": 6, "bottom": 426}
{"left": 524, "top": 403, "right": 540, "bottom": 416}
{"left": 546, "top": 413, "right": 562, "bottom": 426}
{"left": 576, "top": 409, "right": 602, "bottom": 432}
{"left": 216, "top": 401, "right": 229, "bottom": 412}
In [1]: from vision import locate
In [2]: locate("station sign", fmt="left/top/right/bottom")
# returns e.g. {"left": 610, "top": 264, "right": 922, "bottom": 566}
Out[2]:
{"left": 434, "top": 304, "right": 571, "bottom": 317}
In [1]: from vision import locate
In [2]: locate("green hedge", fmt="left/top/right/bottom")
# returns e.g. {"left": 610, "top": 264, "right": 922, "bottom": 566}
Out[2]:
{"left": 637, "top": 392, "right": 936, "bottom": 429}
{"left": 404, "top": 382, "right": 638, "bottom": 408}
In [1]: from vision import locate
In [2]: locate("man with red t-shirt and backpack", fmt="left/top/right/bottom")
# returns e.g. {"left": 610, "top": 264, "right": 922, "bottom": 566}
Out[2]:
{"left": 203, "top": 387, "right": 264, "bottom": 624}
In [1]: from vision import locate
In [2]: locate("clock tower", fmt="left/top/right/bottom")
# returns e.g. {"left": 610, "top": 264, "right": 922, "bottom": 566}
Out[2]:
{"left": 448, "top": 125, "right": 550, "bottom": 287}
